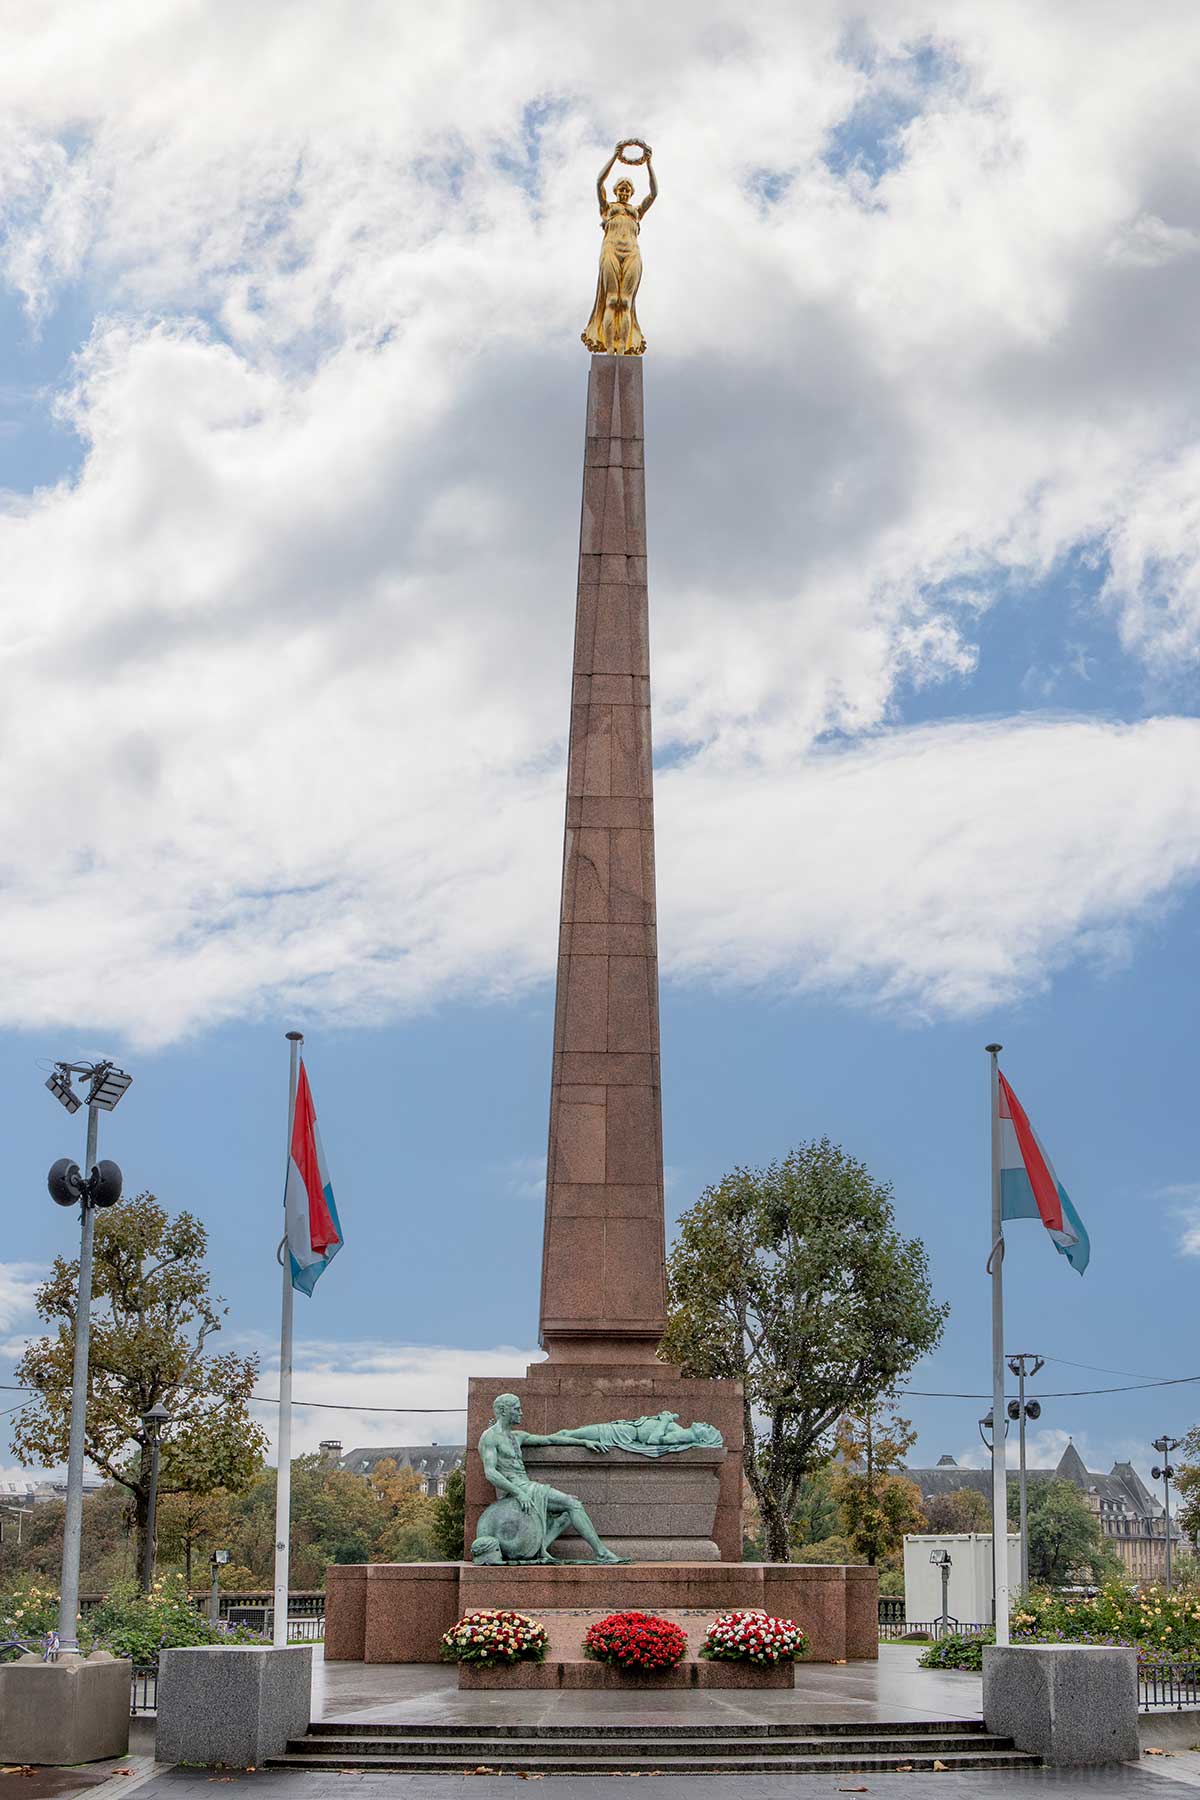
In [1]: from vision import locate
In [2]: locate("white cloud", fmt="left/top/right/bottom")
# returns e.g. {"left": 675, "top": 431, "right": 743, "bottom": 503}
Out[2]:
{"left": 0, "top": 1265, "right": 44, "bottom": 1335}
{"left": 1162, "top": 1186, "right": 1200, "bottom": 1257}
{"left": 1, "top": 4, "right": 1200, "bottom": 1043}
{"left": 247, "top": 1337, "right": 541, "bottom": 1462}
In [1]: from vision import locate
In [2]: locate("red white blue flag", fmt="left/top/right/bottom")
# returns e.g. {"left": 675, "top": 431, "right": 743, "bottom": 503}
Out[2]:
{"left": 284, "top": 1062, "right": 342, "bottom": 1295}
{"left": 997, "top": 1070, "right": 1089, "bottom": 1275}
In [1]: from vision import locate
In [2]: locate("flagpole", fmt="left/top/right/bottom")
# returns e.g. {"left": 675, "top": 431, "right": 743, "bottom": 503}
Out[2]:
{"left": 986, "top": 1042, "right": 1009, "bottom": 1646}
{"left": 272, "top": 1030, "right": 303, "bottom": 1651}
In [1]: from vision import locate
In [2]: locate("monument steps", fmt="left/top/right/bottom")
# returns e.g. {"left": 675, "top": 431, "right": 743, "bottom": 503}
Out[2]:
{"left": 269, "top": 1721, "right": 1041, "bottom": 1774}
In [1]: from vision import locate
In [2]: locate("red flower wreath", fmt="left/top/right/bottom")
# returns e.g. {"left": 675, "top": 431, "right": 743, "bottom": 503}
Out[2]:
{"left": 583, "top": 1610, "right": 688, "bottom": 1673}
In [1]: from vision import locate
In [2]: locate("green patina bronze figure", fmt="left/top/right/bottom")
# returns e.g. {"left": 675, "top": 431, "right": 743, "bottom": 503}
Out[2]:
{"left": 522, "top": 1411, "right": 723, "bottom": 1457}
{"left": 475, "top": 1392, "right": 623, "bottom": 1565}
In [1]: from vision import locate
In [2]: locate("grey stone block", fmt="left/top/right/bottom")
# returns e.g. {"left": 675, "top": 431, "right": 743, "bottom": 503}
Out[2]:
{"left": 983, "top": 1643, "right": 1139, "bottom": 1766}
{"left": 0, "top": 1651, "right": 130, "bottom": 1764}
{"left": 156, "top": 1645, "right": 312, "bottom": 1767}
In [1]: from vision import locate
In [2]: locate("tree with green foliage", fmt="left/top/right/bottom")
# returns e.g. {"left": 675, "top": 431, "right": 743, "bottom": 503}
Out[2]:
{"left": 1174, "top": 1423, "right": 1200, "bottom": 1543}
{"left": 831, "top": 1402, "right": 927, "bottom": 1566}
{"left": 661, "top": 1140, "right": 947, "bottom": 1562}
{"left": 12, "top": 1197, "right": 267, "bottom": 1575}
{"left": 787, "top": 1468, "right": 841, "bottom": 1554}
{"left": 432, "top": 1466, "right": 466, "bottom": 1561}
{"left": 1018, "top": 1479, "right": 1119, "bottom": 1587}
{"left": 925, "top": 1487, "right": 991, "bottom": 1533}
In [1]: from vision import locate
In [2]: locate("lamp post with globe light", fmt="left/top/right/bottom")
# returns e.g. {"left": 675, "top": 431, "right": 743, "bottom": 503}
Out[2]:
{"left": 140, "top": 1402, "right": 172, "bottom": 1594}
{"left": 44, "top": 1059, "right": 130, "bottom": 1654}
{"left": 1152, "top": 1435, "right": 1182, "bottom": 1591}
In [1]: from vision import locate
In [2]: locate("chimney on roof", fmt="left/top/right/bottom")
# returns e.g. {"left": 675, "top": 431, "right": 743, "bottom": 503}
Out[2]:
{"left": 318, "top": 1439, "right": 343, "bottom": 1465}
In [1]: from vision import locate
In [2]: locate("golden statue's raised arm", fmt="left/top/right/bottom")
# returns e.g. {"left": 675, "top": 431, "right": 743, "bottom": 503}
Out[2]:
{"left": 582, "top": 140, "right": 655, "bottom": 357}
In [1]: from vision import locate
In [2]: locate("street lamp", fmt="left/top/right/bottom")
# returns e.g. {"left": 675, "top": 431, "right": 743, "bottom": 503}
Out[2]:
{"left": 1007, "top": 1353, "right": 1044, "bottom": 1596}
{"left": 44, "top": 1059, "right": 130, "bottom": 1655}
{"left": 930, "top": 1548, "right": 953, "bottom": 1638}
{"left": 210, "top": 1548, "right": 230, "bottom": 1625}
{"left": 1152, "top": 1435, "right": 1182, "bottom": 1592}
{"left": 140, "top": 1402, "right": 172, "bottom": 1594}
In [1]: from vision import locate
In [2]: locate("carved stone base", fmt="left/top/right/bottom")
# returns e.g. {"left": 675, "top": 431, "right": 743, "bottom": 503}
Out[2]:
{"left": 325, "top": 1560, "right": 879, "bottom": 1665}
{"left": 515, "top": 1444, "right": 725, "bottom": 1563}
{"left": 466, "top": 1364, "right": 744, "bottom": 1562}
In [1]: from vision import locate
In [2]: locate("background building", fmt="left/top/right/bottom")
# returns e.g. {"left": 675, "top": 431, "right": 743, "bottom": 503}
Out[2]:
{"left": 338, "top": 1443, "right": 465, "bottom": 1497}
{"left": 905, "top": 1442, "right": 1183, "bottom": 1581}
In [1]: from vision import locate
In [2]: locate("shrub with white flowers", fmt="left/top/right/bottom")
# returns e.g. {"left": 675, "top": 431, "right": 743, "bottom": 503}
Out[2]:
{"left": 439, "top": 1608, "right": 549, "bottom": 1666}
{"left": 700, "top": 1608, "right": 807, "bottom": 1665}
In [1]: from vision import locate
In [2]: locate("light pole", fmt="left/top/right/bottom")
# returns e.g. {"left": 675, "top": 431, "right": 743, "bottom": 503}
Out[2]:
{"left": 1152, "top": 1435, "right": 1182, "bottom": 1591}
{"left": 139, "top": 1402, "right": 172, "bottom": 1593}
{"left": 979, "top": 1409, "right": 1010, "bottom": 1625}
{"left": 44, "top": 1059, "right": 130, "bottom": 1655}
{"left": 210, "top": 1548, "right": 230, "bottom": 1626}
{"left": 1007, "top": 1354, "right": 1044, "bottom": 1596}
{"left": 930, "top": 1548, "right": 953, "bottom": 1638}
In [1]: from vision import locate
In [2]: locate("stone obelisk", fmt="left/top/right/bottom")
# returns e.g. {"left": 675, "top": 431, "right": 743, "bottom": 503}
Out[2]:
{"left": 537, "top": 353, "right": 666, "bottom": 1364}
{"left": 464, "top": 351, "right": 744, "bottom": 1562}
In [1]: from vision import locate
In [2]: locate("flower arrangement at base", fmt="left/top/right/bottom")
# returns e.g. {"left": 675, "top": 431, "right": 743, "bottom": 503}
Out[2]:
{"left": 439, "top": 1609, "right": 548, "bottom": 1667}
{"left": 583, "top": 1611, "right": 688, "bottom": 1673}
{"left": 700, "top": 1609, "right": 808, "bottom": 1665}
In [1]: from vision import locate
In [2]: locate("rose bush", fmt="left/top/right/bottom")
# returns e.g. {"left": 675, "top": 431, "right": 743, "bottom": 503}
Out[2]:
{"left": 1011, "top": 1583, "right": 1200, "bottom": 1661}
{"left": 439, "top": 1608, "right": 548, "bottom": 1666}
{"left": 701, "top": 1608, "right": 808, "bottom": 1665}
{"left": 0, "top": 1574, "right": 267, "bottom": 1667}
{"left": 583, "top": 1611, "right": 688, "bottom": 1673}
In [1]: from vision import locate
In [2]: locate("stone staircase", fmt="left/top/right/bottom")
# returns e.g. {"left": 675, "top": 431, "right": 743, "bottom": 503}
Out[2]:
{"left": 269, "top": 1719, "right": 1041, "bottom": 1775}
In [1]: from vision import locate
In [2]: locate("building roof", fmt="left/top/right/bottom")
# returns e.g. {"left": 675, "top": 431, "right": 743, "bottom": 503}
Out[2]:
{"left": 905, "top": 1443, "right": 1174, "bottom": 1531}
{"left": 341, "top": 1444, "right": 466, "bottom": 1478}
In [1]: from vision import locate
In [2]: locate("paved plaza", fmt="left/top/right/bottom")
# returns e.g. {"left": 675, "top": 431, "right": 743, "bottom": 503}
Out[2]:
{"left": 62, "top": 1649, "right": 1200, "bottom": 1800}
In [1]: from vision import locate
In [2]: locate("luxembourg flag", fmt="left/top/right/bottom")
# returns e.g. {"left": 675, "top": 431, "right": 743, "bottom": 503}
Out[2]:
{"left": 284, "top": 1062, "right": 343, "bottom": 1295}
{"left": 998, "top": 1070, "right": 1090, "bottom": 1274}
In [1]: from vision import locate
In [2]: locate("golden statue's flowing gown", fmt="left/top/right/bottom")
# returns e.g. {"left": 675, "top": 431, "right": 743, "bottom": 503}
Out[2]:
{"left": 582, "top": 202, "right": 645, "bottom": 355}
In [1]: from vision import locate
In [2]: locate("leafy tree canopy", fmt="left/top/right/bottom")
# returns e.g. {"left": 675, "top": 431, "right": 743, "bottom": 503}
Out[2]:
{"left": 661, "top": 1140, "right": 947, "bottom": 1562}
{"left": 925, "top": 1487, "right": 992, "bottom": 1534}
{"left": 831, "top": 1403, "right": 927, "bottom": 1566}
{"left": 1021, "top": 1479, "right": 1120, "bottom": 1588}
{"left": 12, "top": 1196, "right": 267, "bottom": 1569}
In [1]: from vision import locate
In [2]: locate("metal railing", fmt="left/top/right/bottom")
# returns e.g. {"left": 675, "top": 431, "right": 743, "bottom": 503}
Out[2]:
{"left": 131, "top": 1666, "right": 157, "bottom": 1715}
{"left": 879, "top": 1617, "right": 988, "bottom": 1641}
{"left": 1140, "top": 1663, "right": 1200, "bottom": 1711}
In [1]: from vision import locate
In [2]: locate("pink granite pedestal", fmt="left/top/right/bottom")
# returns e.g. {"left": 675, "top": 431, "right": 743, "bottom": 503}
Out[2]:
{"left": 325, "top": 1561, "right": 878, "bottom": 1665}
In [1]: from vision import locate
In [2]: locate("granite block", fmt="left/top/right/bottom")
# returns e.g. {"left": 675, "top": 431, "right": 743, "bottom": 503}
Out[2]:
{"left": 324, "top": 1563, "right": 367, "bottom": 1660}
{"left": 605, "top": 1085, "right": 660, "bottom": 1184}
{"left": 0, "top": 1653, "right": 130, "bottom": 1764}
{"left": 607, "top": 955, "right": 652, "bottom": 1051}
{"left": 552, "top": 1101, "right": 607, "bottom": 1184}
{"left": 156, "top": 1645, "right": 311, "bottom": 1766}
{"left": 561, "top": 952, "right": 608, "bottom": 1050}
{"left": 362, "top": 1564, "right": 462, "bottom": 1664}
{"left": 983, "top": 1643, "right": 1139, "bottom": 1766}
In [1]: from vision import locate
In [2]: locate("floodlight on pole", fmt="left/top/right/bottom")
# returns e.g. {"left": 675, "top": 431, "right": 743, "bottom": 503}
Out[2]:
{"left": 43, "top": 1054, "right": 131, "bottom": 1654}
{"left": 46, "top": 1069, "right": 81, "bottom": 1114}
{"left": 1152, "top": 1435, "right": 1182, "bottom": 1591}
{"left": 87, "top": 1065, "right": 133, "bottom": 1111}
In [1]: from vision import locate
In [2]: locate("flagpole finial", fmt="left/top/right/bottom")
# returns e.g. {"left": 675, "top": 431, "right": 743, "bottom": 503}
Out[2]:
{"left": 986, "top": 1042, "right": 1002, "bottom": 1054}
{"left": 285, "top": 1031, "right": 304, "bottom": 1042}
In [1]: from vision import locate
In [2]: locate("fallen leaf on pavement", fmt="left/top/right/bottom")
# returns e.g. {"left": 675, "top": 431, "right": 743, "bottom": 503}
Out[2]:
{"left": 932, "top": 1761, "right": 949, "bottom": 1772}
{"left": 1145, "top": 1748, "right": 1171, "bottom": 1757}
{"left": 838, "top": 1786, "right": 869, "bottom": 1792}
{"left": 895, "top": 1767, "right": 914, "bottom": 1775}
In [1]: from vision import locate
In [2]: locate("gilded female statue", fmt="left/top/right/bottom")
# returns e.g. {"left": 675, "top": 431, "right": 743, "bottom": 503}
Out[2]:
{"left": 581, "top": 139, "right": 657, "bottom": 356}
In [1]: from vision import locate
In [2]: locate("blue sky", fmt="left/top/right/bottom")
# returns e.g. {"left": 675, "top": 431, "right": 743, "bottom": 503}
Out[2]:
{"left": 2, "top": 2, "right": 1200, "bottom": 1496}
